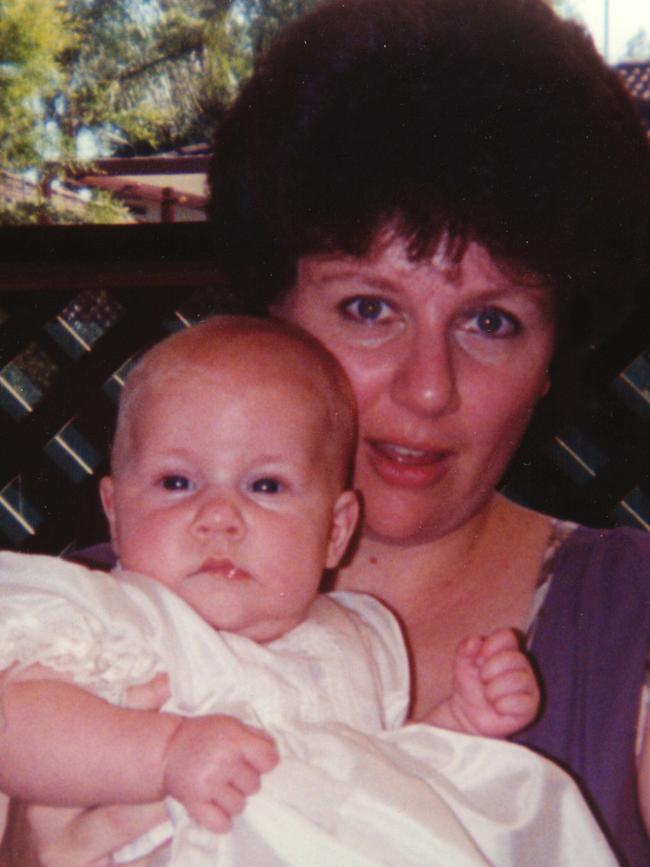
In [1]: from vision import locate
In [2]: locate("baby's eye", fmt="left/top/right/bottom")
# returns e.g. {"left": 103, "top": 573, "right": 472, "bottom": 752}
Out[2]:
{"left": 161, "top": 475, "right": 192, "bottom": 491}
{"left": 251, "top": 477, "right": 283, "bottom": 494}
{"left": 464, "top": 307, "right": 520, "bottom": 338}
{"left": 339, "top": 296, "right": 394, "bottom": 323}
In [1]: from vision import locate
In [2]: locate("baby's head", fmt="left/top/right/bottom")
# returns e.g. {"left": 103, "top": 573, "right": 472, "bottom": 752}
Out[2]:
{"left": 100, "top": 316, "right": 359, "bottom": 642}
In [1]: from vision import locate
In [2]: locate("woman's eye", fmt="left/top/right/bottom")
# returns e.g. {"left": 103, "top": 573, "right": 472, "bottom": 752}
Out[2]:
{"left": 251, "top": 477, "right": 283, "bottom": 494}
{"left": 465, "top": 307, "right": 520, "bottom": 338}
{"left": 339, "top": 296, "right": 393, "bottom": 323}
{"left": 161, "top": 475, "right": 192, "bottom": 491}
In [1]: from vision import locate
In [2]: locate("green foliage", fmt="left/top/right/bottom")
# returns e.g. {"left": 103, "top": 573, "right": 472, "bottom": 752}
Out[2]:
{"left": 242, "top": 0, "right": 321, "bottom": 57}
{"left": 0, "top": 0, "right": 319, "bottom": 223}
{"left": 57, "top": 0, "right": 246, "bottom": 153}
{"left": 2, "top": 0, "right": 319, "bottom": 163}
{"left": 0, "top": 199, "right": 87, "bottom": 224}
{"left": 0, "top": 0, "right": 74, "bottom": 166}
{"left": 0, "top": 179, "right": 132, "bottom": 224}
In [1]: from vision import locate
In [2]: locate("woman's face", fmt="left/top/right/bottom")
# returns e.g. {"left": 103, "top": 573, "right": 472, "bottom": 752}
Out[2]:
{"left": 276, "top": 234, "right": 556, "bottom": 546}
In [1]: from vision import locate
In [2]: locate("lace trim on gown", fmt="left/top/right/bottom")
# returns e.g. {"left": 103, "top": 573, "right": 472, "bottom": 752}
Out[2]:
{"left": 0, "top": 593, "right": 162, "bottom": 705}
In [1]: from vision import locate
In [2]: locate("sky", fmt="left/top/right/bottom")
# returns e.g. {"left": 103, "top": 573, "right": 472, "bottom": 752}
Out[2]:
{"left": 569, "top": 0, "right": 650, "bottom": 62}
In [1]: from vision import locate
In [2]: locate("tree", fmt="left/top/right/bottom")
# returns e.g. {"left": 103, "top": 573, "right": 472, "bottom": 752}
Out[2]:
{"left": 52, "top": 0, "right": 244, "bottom": 156}
{"left": 0, "top": 0, "right": 73, "bottom": 168}
{"left": 1, "top": 0, "right": 318, "bottom": 222}
{"left": 0, "top": 0, "right": 109, "bottom": 224}
{"left": 45, "top": 0, "right": 319, "bottom": 158}
{"left": 244, "top": 0, "right": 320, "bottom": 57}
{"left": 2, "top": 0, "right": 317, "bottom": 166}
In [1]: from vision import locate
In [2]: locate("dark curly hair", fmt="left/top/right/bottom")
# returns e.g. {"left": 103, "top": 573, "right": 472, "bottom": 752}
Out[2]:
{"left": 208, "top": 0, "right": 650, "bottom": 357}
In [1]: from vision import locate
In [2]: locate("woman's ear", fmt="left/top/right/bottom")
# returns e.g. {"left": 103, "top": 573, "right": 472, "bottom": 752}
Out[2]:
{"left": 326, "top": 490, "right": 360, "bottom": 569}
{"left": 99, "top": 476, "right": 118, "bottom": 547}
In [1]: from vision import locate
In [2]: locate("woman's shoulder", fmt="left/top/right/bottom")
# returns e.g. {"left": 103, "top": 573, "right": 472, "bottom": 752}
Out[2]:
{"left": 66, "top": 542, "right": 116, "bottom": 570}
{"left": 547, "top": 523, "right": 650, "bottom": 612}
{"left": 558, "top": 524, "right": 650, "bottom": 571}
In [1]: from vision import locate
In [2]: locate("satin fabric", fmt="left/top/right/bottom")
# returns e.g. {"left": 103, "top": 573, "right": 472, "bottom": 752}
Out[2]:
{"left": 0, "top": 552, "right": 617, "bottom": 866}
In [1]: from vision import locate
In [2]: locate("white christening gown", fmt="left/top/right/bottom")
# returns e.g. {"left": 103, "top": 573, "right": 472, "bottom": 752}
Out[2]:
{"left": 0, "top": 551, "right": 617, "bottom": 866}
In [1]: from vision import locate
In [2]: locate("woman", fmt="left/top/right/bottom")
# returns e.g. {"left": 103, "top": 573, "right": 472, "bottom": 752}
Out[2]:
{"left": 4, "top": 0, "right": 650, "bottom": 864}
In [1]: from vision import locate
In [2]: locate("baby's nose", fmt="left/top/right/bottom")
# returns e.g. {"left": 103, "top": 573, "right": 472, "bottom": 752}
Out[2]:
{"left": 191, "top": 493, "right": 245, "bottom": 539}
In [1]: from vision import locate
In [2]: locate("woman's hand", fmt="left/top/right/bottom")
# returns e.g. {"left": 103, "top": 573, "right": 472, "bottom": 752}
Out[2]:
{"left": 1, "top": 800, "right": 168, "bottom": 867}
{"left": 0, "top": 674, "right": 171, "bottom": 867}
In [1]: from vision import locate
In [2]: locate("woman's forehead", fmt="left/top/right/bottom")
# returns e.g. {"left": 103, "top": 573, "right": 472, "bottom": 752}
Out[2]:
{"left": 293, "top": 233, "right": 554, "bottom": 298}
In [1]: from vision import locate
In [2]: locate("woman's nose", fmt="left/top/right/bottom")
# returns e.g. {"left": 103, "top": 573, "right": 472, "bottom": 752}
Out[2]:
{"left": 190, "top": 492, "right": 245, "bottom": 540}
{"left": 390, "top": 332, "right": 459, "bottom": 417}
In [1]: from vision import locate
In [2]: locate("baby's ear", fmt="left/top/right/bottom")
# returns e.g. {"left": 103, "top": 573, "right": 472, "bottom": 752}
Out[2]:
{"left": 99, "top": 476, "right": 117, "bottom": 544}
{"left": 326, "top": 490, "right": 359, "bottom": 569}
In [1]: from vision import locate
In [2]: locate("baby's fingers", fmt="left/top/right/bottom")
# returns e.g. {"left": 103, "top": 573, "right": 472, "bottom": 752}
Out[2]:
{"left": 493, "top": 689, "right": 539, "bottom": 716}
{"left": 485, "top": 668, "right": 540, "bottom": 725}
{"left": 477, "top": 628, "right": 520, "bottom": 661}
{"left": 455, "top": 635, "right": 484, "bottom": 660}
{"left": 187, "top": 799, "right": 236, "bottom": 834}
{"left": 233, "top": 762, "right": 265, "bottom": 796}
{"left": 485, "top": 668, "right": 539, "bottom": 702}
{"left": 479, "top": 648, "right": 531, "bottom": 682}
{"left": 241, "top": 730, "right": 279, "bottom": 773}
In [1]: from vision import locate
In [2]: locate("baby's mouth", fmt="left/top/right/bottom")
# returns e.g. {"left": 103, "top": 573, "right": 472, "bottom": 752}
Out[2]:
{"left": 194, "top": 557, "right": 250, "bottom": 581}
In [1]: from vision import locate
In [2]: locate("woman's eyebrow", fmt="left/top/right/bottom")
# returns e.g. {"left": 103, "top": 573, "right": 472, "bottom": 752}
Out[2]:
{"left": 486, "top": 282, "right": 555, "bottom": 309}
{"left": 307, "top": 266, "right": 400, "bottom": 294}
{"left": 305, "top": 260, "right": 555, "bottom": 309}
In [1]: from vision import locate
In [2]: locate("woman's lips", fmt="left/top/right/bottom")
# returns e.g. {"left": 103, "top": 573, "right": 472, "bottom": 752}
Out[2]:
{"left": 365, "top": 439, "right": 451, "bottom": 488}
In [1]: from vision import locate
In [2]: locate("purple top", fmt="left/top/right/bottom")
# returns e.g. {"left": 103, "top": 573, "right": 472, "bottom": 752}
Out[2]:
{"left": 72, "top": 527, "right": 650, "bottom": 864}
{"left": 514, "top": 526, "right": 650, "bottom": 867}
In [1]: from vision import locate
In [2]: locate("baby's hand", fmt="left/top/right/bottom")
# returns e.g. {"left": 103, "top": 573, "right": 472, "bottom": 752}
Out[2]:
{"left": 448, "top": 628, "right": 540, "bottom": 738}
{"left": 162, "top": 714, "right": 279, "bottom": 833}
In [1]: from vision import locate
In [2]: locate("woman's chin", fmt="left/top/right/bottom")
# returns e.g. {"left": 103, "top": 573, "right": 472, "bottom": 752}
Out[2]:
{"left": 359, "top": 481, "right": 497, "bottom": 549}
{"left": 362, "top": 510, "right": 446, "bottom": 548}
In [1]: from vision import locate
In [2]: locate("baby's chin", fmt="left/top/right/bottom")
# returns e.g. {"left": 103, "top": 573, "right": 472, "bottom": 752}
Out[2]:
{"left": 207, "top": 610, "right": 307, "bottom": 645}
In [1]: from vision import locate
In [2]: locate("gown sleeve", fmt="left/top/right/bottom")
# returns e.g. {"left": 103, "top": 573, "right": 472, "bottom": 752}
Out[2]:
{"left": 0, "top": 551, "right": 163, "bottom": 705}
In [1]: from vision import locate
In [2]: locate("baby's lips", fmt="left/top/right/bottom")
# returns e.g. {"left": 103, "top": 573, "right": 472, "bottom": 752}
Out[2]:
{"left": 196, "top": 557, "right": 250, "bottom": 580}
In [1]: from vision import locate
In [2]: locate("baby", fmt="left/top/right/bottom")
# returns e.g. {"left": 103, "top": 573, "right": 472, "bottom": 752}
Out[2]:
{"left": 0, "top": 318, "right": 612, "bottom": 866}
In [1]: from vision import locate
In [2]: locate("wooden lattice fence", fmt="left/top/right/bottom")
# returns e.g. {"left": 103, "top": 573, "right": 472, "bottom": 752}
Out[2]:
{"left": 0, "top": 223, "right": 648, "bottom": 556}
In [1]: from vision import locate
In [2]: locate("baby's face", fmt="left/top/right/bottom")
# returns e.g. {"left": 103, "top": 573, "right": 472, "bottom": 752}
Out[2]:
{"left": 101, "top": 363, "right": 357, "bottom": 643}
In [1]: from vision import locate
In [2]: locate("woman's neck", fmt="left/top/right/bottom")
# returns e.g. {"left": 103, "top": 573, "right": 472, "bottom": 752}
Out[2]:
{"left": 334, "top": 493, "right": 553, "bottom": 719}
{"left": 336, "top": 493, "right": 504, "bottom": 610}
